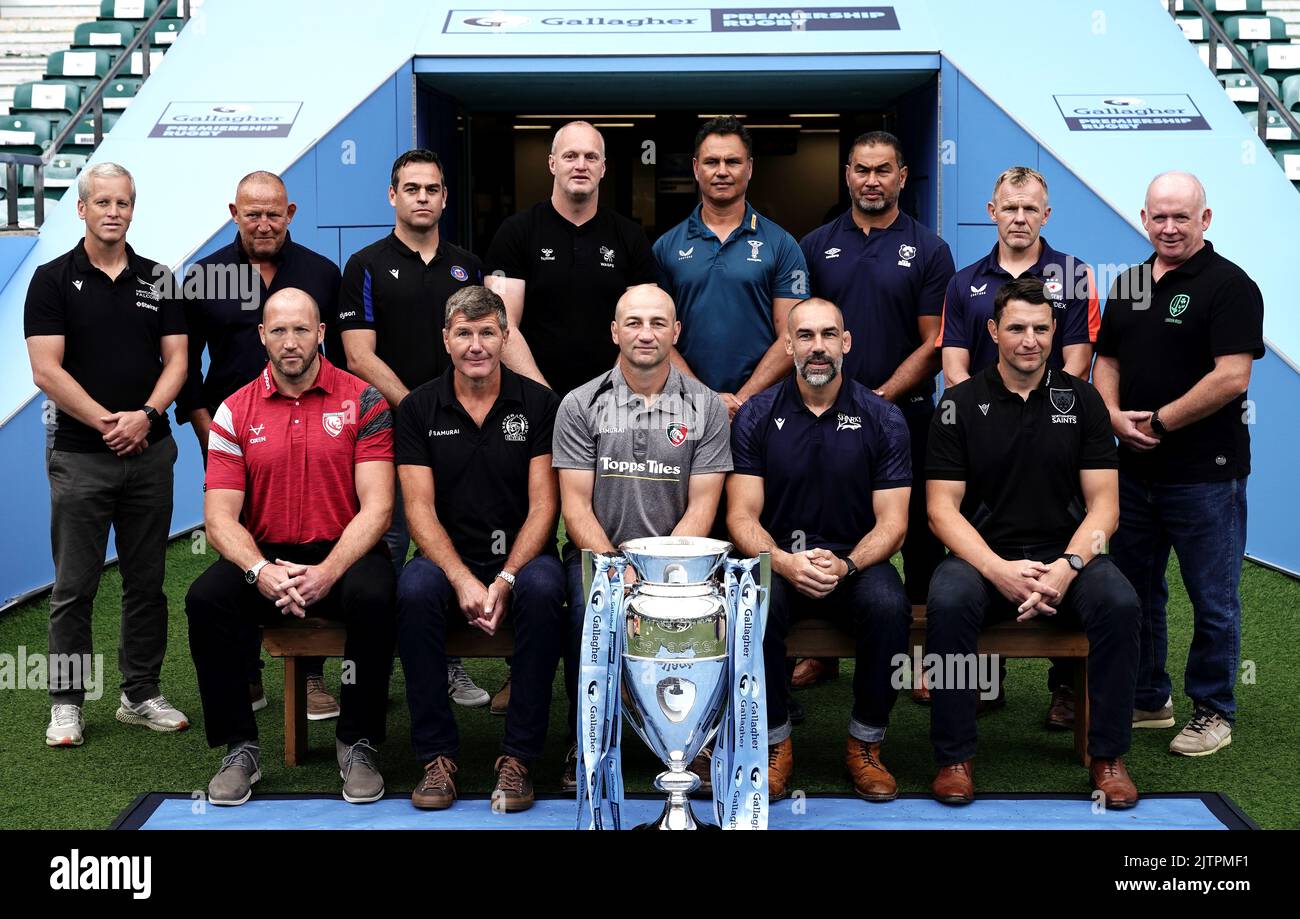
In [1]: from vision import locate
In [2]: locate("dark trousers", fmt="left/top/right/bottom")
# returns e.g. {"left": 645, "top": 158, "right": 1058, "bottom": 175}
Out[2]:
{"left": 902, "top": 412, "right": 945, "bottom": 604}
{"left": 1110, "top": 474, "right": 1247, "bottom": 720}
{"left": 764, "top": 561, "right": 912, "bottom": 742}
{"left": 926, "top": 552, "right": 1140, "bottom": 765}
{"left": 186, "top": 543, "right": 395, "bottom": 749}
{"left": 47, "top": 437, "right": 177, "bottom": 705}
{"left": 397, "top": 553, "right": 564, "bottom": 763}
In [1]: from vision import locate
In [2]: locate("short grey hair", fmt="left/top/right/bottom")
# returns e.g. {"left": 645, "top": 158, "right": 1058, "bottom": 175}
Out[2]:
{"left": 445, "top": 285, "right": 508, "bottom": 331}
{"left": 77, "top": 162, "right": 136, "bottom": 205}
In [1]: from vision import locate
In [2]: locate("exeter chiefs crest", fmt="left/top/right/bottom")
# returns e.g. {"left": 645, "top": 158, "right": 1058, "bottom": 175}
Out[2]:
{"left": 1050, "top": 389, "right": 1076, "bottom": 415}
{"left": 322, "top": 411, "right": 346, "bottom": 438}
{"left": 667, "top": 422, "right": 688, "bottom": 446}
{"left": 502, "top": 413, "right": 529, "bottom": 442}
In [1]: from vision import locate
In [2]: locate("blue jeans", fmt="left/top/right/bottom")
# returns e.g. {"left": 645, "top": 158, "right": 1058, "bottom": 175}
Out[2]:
{"left": 396, "top": 553, "right": 565, "bottom": 762}
{"left": 1109, "top": 474, "right": 1247, "bottom": 721}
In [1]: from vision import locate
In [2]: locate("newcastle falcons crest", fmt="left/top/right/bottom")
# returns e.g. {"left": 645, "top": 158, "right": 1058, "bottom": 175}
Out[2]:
{"left": 1050, "top": 388, "right": 1076, "bottom": 415}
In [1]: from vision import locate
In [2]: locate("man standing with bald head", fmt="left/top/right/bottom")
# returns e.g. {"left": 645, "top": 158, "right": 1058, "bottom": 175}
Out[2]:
{"left": 552, "top": 283, "right": 733, "bottom": 789}
{"left": 486, "top": 121, "right": 658, "bottom": 399}
{"left": 179, "top": 170, "right": 344, "bottom": 718}
{"left": 1094, "top": 172, "right": 1264, "bottom": 756}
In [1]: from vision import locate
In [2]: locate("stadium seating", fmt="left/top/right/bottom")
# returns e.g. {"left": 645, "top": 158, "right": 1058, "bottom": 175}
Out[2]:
{"left": 1219, "top": 72, "right": 1280, "bottom": 111}
{"left": 101, "top": 77, "right": 143, "bottom": 110}
{"left": 1197, "top": 41, "right": 1248, "bottom": 70}
{"left": 98, "top": 0, "right": 182, "bottom": 21}
{"left": 10, "top": 81, "right": 83, "bottom": 117}
{"left": 1222, "top": 15, "right": 1289, "bottom": 45}
{"left": 148, "top": 18, "right": 184, "bottom": 46}
{"left": 0, "top": 114, "right": 55, "bottom": 156}
{"left": 72, "top": 20, "right": 137, "bottom": 50}
{"left": 1252, "top": 42, "right": 1300, "bottom": 76}
{"left": 61, "top": 113, "right": 121, "bottom": 157}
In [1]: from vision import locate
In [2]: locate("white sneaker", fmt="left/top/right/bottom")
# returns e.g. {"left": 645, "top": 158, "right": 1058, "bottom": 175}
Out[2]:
{"left": 115, "top": 692, "right": 190, "bottom": 732}
{"left": 447, "top": 663, "right": 489, "bottom": 708}
{"left": 46, "top": 704, "right": 84, "bottom": 747}
{"left": 1169, "top": 709, "right": 1232, "bottom": 757}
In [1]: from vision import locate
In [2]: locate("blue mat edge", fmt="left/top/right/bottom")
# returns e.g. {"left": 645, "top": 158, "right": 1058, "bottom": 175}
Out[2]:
{"left": 110, "top": 791, "right": 1259, "bottom": 831}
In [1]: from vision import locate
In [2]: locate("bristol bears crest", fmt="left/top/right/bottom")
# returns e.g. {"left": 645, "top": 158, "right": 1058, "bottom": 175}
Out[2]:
{"left": 667, "top": 422, "right": 689, "bottom": 446}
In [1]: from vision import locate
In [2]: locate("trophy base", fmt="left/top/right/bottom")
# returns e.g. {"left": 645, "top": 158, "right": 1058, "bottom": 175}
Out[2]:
{"left": 632, "top": 769, "right": 720, "bottom": 830}
{"left": 633, "top": 800, "right": 722, "bottom": 831}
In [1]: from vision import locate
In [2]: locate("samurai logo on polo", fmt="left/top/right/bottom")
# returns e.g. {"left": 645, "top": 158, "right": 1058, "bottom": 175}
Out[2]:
{"left": 1050, "top": 388, "right": 1077, "bottom": 423}
{"left": 502, "top": 413, "right": 529, "bottom": 442}
{"left": 322, "top": 411, "right": 346, "bottom": 437}
{"left": 667, "top": 422, "right": 689, "bottom": 446}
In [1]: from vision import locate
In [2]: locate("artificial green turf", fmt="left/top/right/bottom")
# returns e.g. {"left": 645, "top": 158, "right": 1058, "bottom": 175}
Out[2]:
{"left": 0, "top": 538, "right": 1296, "bottom": 829}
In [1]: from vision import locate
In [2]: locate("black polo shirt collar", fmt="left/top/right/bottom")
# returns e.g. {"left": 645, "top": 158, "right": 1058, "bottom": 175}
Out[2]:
{"left": 834, "top": 207, "right": 909, "bottom": 238}
{"left": 69, "top": 238, "right": 155, "bottom": 285}
{"left": 381, "top": 231, "right": 455, "bottom": 265}
{"left": 974, "top": 236, "right": 1063, "bottom": 281}
{"left": 1147, "top": 239, "right": 1216, "bottom": 285}
{"left": 982, "top": 362, "right": 1056, "bottom": 403}
{"left": 775, "top": 372, "right": 857, "bottom": 418}
{"left": 228, "top": 229, "right": 291, "bottom": 267}
{"left": 431, "top": 364, "right": 526, "bottom": 424}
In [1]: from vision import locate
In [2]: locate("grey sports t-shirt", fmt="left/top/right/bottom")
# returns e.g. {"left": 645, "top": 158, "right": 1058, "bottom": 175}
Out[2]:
{"left": 553, "top": 363, "right": 732, "bottom": 549}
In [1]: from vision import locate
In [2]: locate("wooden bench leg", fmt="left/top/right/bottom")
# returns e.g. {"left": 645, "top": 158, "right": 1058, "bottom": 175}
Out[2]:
{"left": 284, "top": 656, "right": 308, "bottom": 767}
{"left": 1073, "top": 657, "right": 1091, "bottom": 768}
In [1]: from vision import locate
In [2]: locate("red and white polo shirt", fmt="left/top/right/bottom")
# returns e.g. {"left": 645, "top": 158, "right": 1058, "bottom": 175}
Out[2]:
{"left": 206, "top": 356, "right": 393, "bottom": 545}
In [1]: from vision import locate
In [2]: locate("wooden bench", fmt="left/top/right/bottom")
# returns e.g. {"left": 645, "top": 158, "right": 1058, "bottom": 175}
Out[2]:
{"left": 263, "top": 604, "right": 1091, "bottom": 768}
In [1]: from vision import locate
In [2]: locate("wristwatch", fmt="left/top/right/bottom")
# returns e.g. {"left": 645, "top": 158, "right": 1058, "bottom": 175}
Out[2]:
{"left": 1059, "top": 553, "right": 1086, "bottom": 573}
{"left": 838, "top": 555, "right": 859, "bottom": 580}
{"left": 496, "top": 570, "right": 517, "bottom": 587}
{"left": 1150, "top": 409, "right": 1168, "bottom": 437}
{"left": 245, "top": 559, "right": 270, "bottom": 585}
{"left": 141, "top": 404, "right": 160, "bottom": 424}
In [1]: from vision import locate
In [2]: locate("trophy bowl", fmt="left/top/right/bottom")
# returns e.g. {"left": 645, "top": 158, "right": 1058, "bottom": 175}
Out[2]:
{"left": 619, "top": 536, "right": 732, "bottom": 830}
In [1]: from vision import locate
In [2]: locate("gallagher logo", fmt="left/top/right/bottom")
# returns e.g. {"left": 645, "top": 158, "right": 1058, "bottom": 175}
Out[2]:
{"left": 463, "top": 13, "right": 530, "bottom": 27}
{"left": 666, "top": 422, "right": 689, "bottom": 446}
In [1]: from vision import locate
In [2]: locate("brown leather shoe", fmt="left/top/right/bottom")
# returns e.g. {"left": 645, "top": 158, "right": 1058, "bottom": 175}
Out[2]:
{"left": 846, "top": 738, "right": 898, "bottom": 802}
{"left": 411, "top": 755, "right": 457, "bottom": 810}
{"left": 688, "top": 744, "right": 713, "bottom": 796}
{"left": 1090, "top": 756, "right": 1138, "bottom": 809}
{"left": 492, "top": 755, "right": 535, "bottom": 812}
{"left": 791, "top": 657, "right": 839, "bottom": 690}
{"left": 768, "top": 738, "right": 794, "bottom": 801}
{"left": 490, "top": 671, "right": 511, "bottom": 716}
{"left": 931, "top": 760, "right": 974, "bottom": 805}
{"left": 306, "top": 674, "right": 340, "bottom": 721}
{"left": 1045, "top": 686, "right": 1075, "bottom": 730}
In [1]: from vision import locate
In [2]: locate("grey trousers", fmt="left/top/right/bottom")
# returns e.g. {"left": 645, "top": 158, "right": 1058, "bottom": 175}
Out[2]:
{"left": 46, "top": 436, "right": 177, "bottom": 705}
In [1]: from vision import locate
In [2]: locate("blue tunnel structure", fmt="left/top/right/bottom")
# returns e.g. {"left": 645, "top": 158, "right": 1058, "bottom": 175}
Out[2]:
{"left": 1, "top": 0, "right": 1296, "bottom": 608}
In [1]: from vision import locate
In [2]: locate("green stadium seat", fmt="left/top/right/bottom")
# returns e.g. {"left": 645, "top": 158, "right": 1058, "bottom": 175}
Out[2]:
{"left": 10, "top": 81, "right": 83, "bottom": 116}
{"left": 1242, "top": 106, "right": 1297, "bottom": 140}
{"left": 61, "top": 113, "right": 122, "bottom": 156}
{"left": 1219, "top": 73, "right": 1280, "bottom": 110}
{"left": 98, "top": 0, "right": 182, "bottom": 21}
{"left": 148, "top": 18, "right": 184, "bottom": 46}
{"left": 1282, "top": 74, "right": 1300, "bottom": 112}
{"left": 1176, "top": 15, "right": 1205, "bottom": 42}
{"left": 0, "top": 114, "right": 56, "bottom": 155}
{"left": 101, "top": 77, "right": 142, "bottom": 110}
{"left": 44, "top": 49, "right": 116, "bottom": 81}
{"left": 1252, "top": 43, "right": 1300, "bottom": 75}
{"left": 72, "top": 20, "right": 136, "bottom": 49}
{"left": 1165, "top": 0, "right": 1264, "bottom": 16}
{"left": 42, "top": 153, "right": 87, "bottom": 199}
{"left": 1196, "top": 41, "right": 1248, "bottom": 71}
{"left": 1273, "top": 142, "right": 1300, "bottom": 177}
{"left": 1222, "top": 15, "right": 1288, "bottom": 44}
{"left": 124, "top": 48, "right": 166, "bottom": 75}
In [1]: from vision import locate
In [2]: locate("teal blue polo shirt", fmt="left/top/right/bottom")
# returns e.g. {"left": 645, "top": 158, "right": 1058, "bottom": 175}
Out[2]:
{"left": 653, "top": 203, "right": 807, "bottom": 394}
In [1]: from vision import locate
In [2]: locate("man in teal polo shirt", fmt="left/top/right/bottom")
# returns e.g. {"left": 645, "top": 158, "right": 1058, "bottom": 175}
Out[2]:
{"left": 653, "top": 116, "right": 808, "bottom": 418}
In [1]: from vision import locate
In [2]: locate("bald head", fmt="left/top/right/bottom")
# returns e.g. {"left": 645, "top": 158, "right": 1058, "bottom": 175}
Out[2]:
{"left": 787, "top": 297, "right": 844, "bottom": 331}
{"left": 551, "top": 121, "right": 605, "bottom": 158}
{"left": 236, "top": 170, "right": 287, "bottom": 198}
{"left": 231, "top": 171, "right": 294, "bottom": 261}
{"left": 1146, "top": 171, "right": 1206, "bottom": 212}
{"left": 615, "top": 284, "right": 675, "bottom": 323}
{"left": 263, "top": 287, "right": 320, "bottom": 327}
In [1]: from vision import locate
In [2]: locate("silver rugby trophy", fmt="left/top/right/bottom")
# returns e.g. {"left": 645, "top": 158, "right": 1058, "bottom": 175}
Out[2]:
{"left": 578, "top": 536, "right": 770, "bottom": 831}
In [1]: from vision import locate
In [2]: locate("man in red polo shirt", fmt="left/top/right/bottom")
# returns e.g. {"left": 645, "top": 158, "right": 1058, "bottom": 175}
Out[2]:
{"left": 186, "top": 287, "right": 396, "bottom": 806}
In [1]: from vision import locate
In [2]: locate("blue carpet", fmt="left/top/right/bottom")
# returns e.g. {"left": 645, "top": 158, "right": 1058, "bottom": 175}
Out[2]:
{"left": 118, "top": 792, "right": 1251, "bottom": 830}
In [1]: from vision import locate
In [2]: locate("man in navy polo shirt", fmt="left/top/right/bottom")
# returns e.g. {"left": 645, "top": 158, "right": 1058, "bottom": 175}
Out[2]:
{"left": 728, "top": 297, "right": 913, "bottom": 802}
{"left": 338, "top": 149, "right": 490, "bottom": 709}
{"left": 937, "top": 165, "right": 1100, "bottom": 725}
{"left": 939, "top": 166, "right": 1097, "bottom": 386}
{"left": 798, "top": 131, "right": 954, "bottom": 691}
{"left": 178, "top": 170, "right": 342, "bottom": 719}
{"left": 653, "top": 116, "right": 808, "bottom": 417}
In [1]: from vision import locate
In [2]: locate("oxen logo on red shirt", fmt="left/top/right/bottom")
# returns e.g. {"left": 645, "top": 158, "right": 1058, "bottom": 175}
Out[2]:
{"left": 322, "top": 411, "right": 346, "bottom": 438}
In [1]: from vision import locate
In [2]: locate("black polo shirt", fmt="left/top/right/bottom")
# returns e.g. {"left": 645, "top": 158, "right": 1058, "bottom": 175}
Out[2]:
{"left": 1095, "top": 240, "right": 1264, "bottom": 484}
{"left": 927, "top": 365, "right": 1117, "bottom": 552}
{"left": 177, "top": 231, "right": 342, "bottom": 420}
{"left": 732, "top": 376, "right": 912, "bottom": 554}
{"left": 337, "top": 233, "right": 484, "bottom": 392}
{"left": 486, "top": 200, "right": 657, "bottom": 398}
{"left": 395, "top": 365, "right": 559, "bottom": 566}
{"left": 24, "top": 239, "right": 185, "bottom": 453}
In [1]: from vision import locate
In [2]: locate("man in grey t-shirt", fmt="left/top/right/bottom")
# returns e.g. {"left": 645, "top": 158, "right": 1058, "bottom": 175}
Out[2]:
{"left": 552, "top": 284, "right": 732, "bottom": 789}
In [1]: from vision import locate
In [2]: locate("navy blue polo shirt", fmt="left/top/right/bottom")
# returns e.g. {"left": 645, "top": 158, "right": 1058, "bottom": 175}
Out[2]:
{"left": 800, "top": 209, "right": 954, "bottom": 416}
{"left": 938, "top": 238, "right": 1098, "bottom": 374}
{"left": 653, "top": 203, "right": 807, "bottom": 394}
{"left": 177, "top": 231, "right": 342, "bottom": 420}
{"left": 731, "top": 376, "right": 912, "bottom": 553}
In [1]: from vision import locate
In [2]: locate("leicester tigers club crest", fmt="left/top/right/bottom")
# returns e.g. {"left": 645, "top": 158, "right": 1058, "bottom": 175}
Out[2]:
{"left": 667, "top": 422, "right": 688, "bottom": 446}
{"left": 322, "top": 411, "right": 346, "bottom": 438}
{"left": 1050, "top": 388, "right": 1076, "bottom": 415}
{"left": 503, "top": 413, "right": 529, "bottom": 442}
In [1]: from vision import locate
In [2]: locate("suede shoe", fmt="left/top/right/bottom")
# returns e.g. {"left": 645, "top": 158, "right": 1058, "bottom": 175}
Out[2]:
{"left": 490, "top": 671, "right": 511, "bottom": 716}
{"left": 337, "top": 738, "right": 384, "bottom": 804}
{"left": 1090, "top": 756, "right": 1138, "bottom": 809}
{"left": 932, "top": 760, "right": 974, "bottom": 805}
{"left": 412, "top": 755, "right": 457, "bottom": 809}
{"left": 307, "top": 675, "right": 339, "bottom": 721}
{"left": 492, "top": 755, "right": 535, "bottom": 812}
{"left": 1169, "top": 709, "right": 1232, "bottom": 756}
{"left": 846, "top": 737, "right": 898, "bottom": 802}
{"left": 768, "top": 738, "right": 793, "bottom": 801}
{"left": 209, "top": 743, "right": 261, "bottom": 806}
{"left": 1133, "top": 696, "right": 1175, "bottom": 729}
